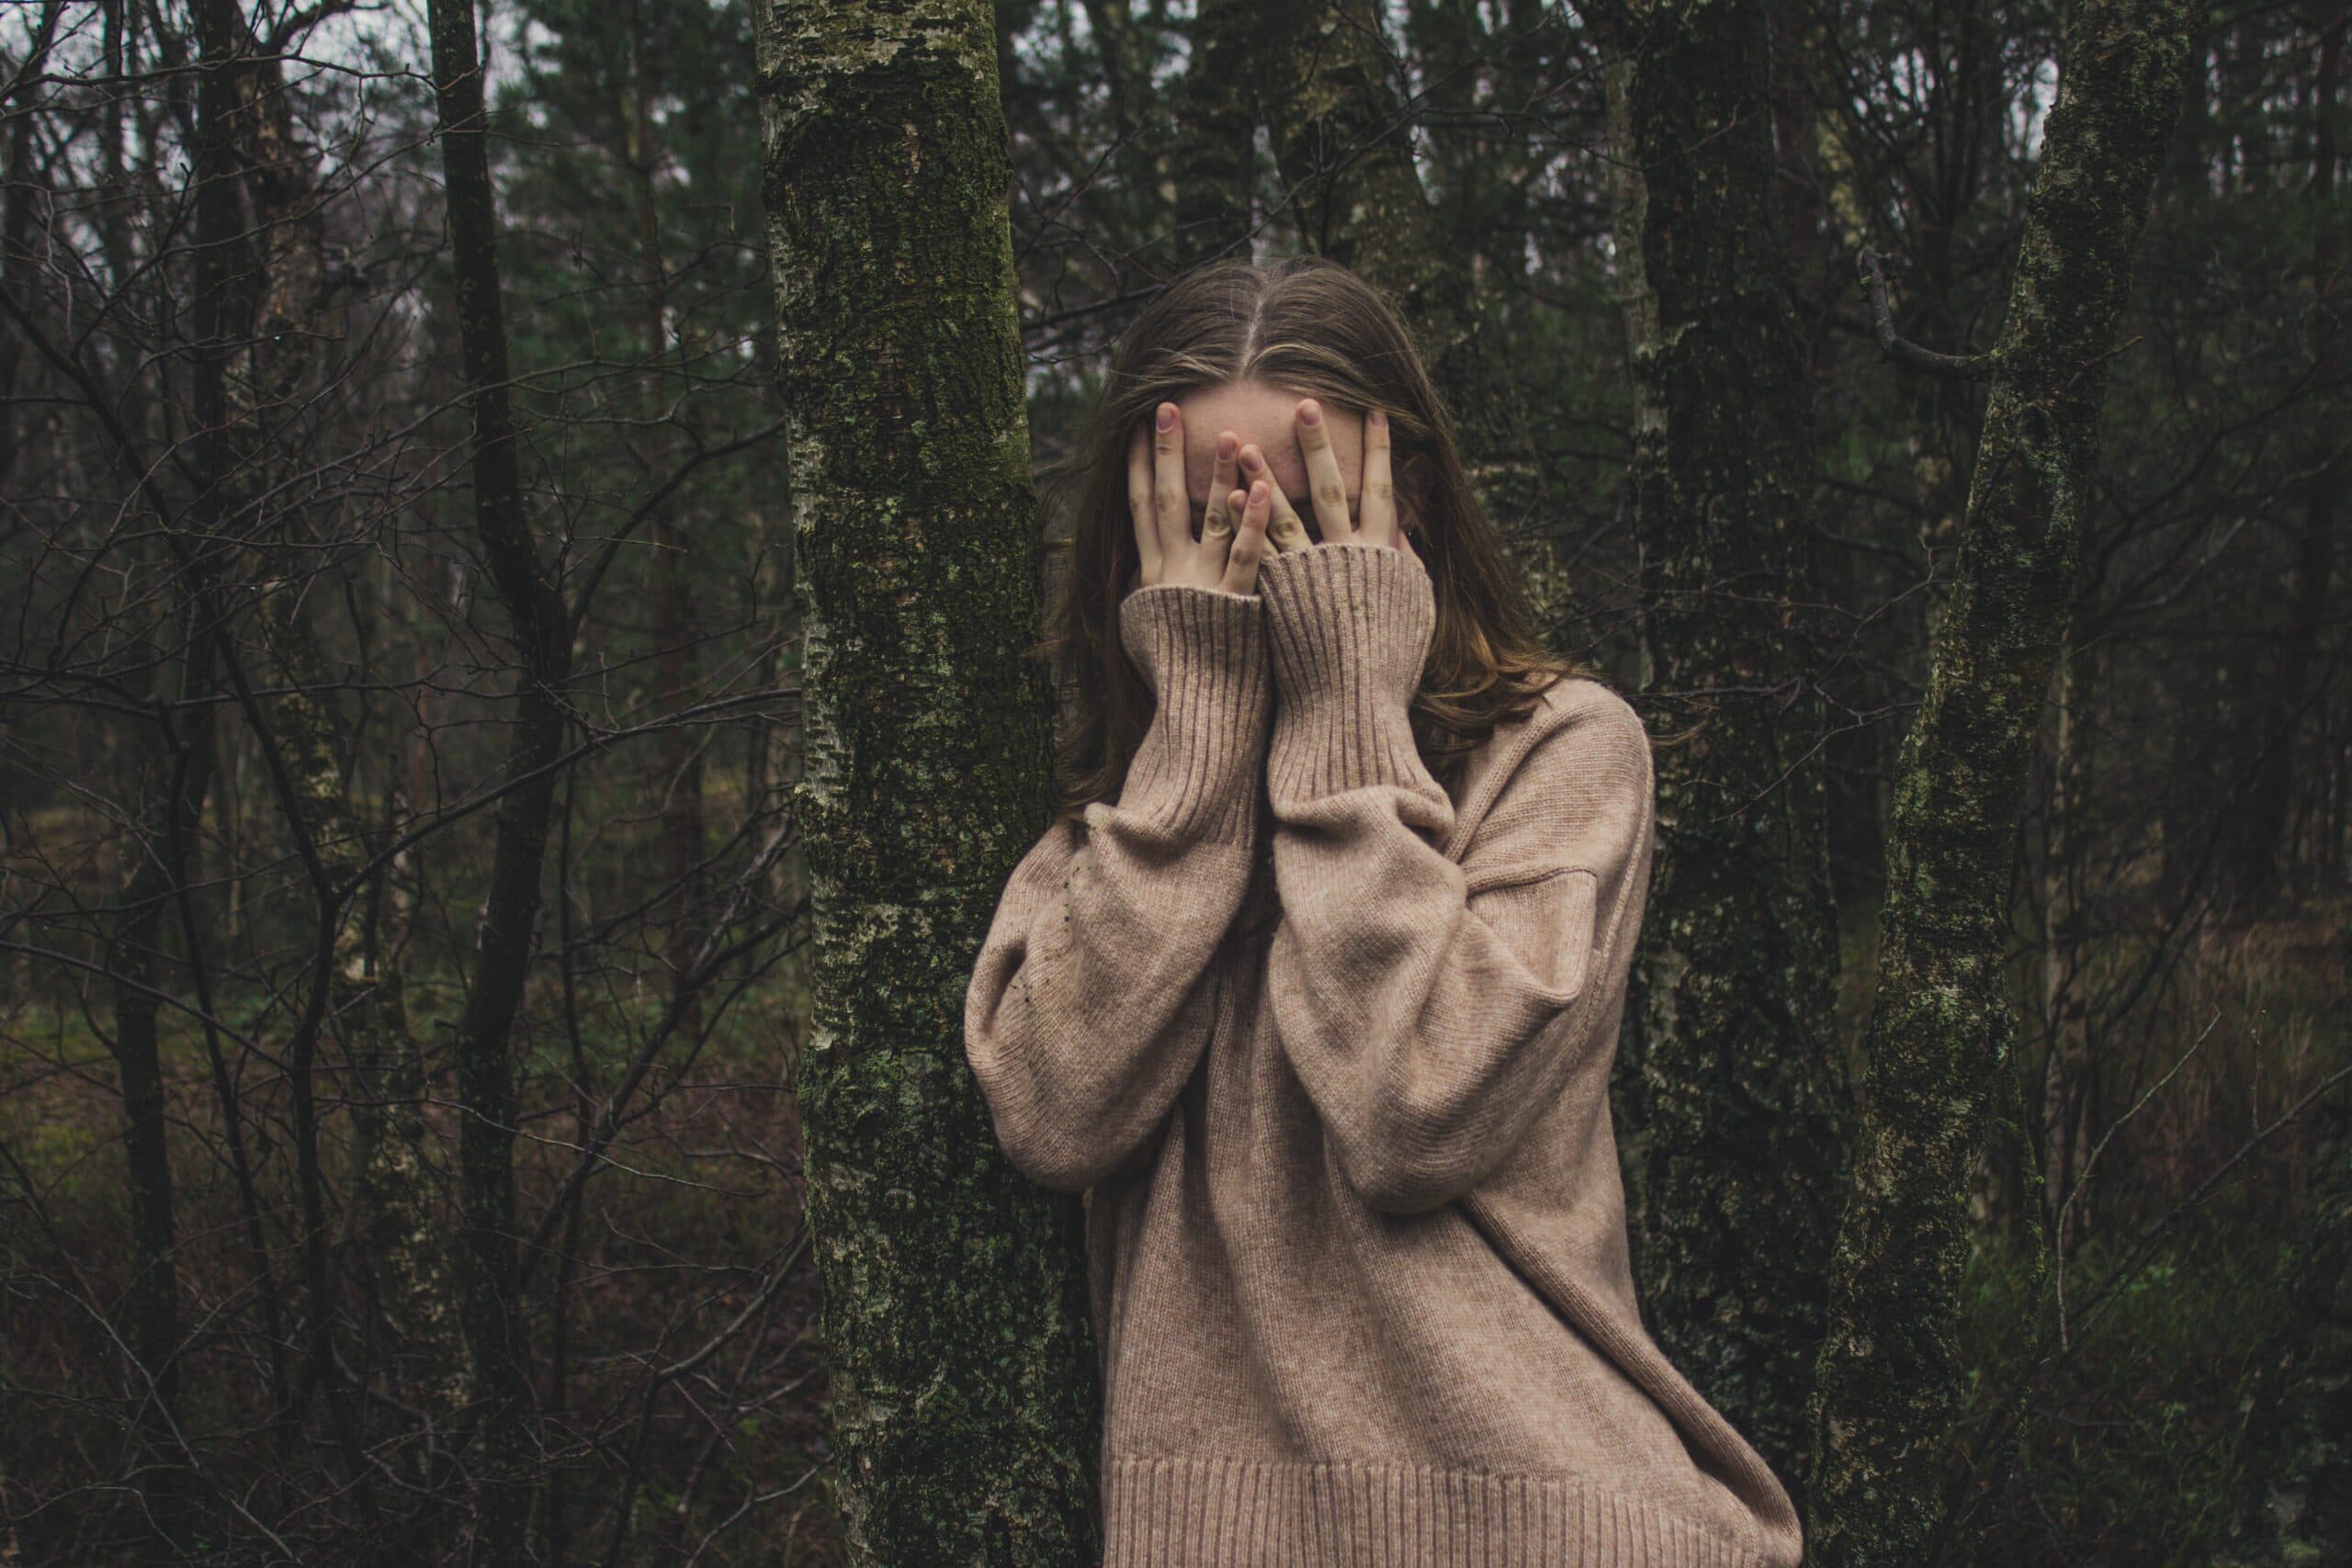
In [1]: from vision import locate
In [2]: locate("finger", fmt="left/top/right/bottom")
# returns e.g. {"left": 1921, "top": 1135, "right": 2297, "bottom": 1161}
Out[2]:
{"left": 1360, "top": 407, "right": 1396, "bottom": 547}
{"left": 1127, "top": 423, "right": 1161, "bottom": 584}
{"left": 1241, "top": 442, "right": 1312, "bottom": 551}
{"left": 1200, "top": 474, "right": 1238, "bottom": 573}
{"left": 1220, "top": 481, "right": 1270, "bottom": 595}
{"left": 1152, "top": 402, "right": 1190, "bottom": 566}
{"left": 1203, "top": 430, "right": 1239, "bottom": 540}
{"left": 1296, "top": 398, "right": 1357, "bottom": 544}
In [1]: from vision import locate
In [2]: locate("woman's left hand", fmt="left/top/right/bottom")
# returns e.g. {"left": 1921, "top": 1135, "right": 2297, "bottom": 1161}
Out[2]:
{"left": 1247, "top": 398, "right": 1422, "bottom": 569}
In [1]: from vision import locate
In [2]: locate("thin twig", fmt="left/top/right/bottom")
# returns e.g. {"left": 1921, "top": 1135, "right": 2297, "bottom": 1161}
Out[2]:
{"left": 1858, "top": 247, "right": 2006, "bottom": 378}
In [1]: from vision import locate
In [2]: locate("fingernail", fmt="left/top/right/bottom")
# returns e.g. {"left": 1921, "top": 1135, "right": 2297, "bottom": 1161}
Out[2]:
{"left": 1299, "top": 400, "right": 1322, "bottom": 427}
{"left": 1250, "top": 479, "right": 1267, "bottom": 502}
{"left": 1216, "top": 431, "right": 1237, "bottom": 458}
{"left": 1240, "top": 449, "right": 1263, "bottom": 471}
{"left": 1369, "top": 410, "right": 1386, "bottom": 430}
{"left": 1157, "top": 404, "right": 1175, "bottom": 432}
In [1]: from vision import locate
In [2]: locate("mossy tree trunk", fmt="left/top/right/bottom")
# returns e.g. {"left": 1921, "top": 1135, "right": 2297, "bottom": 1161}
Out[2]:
{"left": 1804, "top": 3, "right": 2199, "bottom": 1562}
{"left": 755, "top": 3, "right": 1102, "bottom": 1563}
{"left": 1580, "top": 0, "right": 1850, "bottom": 1501}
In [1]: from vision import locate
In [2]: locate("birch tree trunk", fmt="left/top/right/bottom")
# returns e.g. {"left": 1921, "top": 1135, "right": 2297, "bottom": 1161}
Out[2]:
{"left": 1806, "top": 3, "right": 2199, "bottom": 1561}
{"left": 1580, "top": 0, "right": 1849, "bottom": 1497}
{"left": 756, "top": 3, "right": 1101, "bottom": 1561}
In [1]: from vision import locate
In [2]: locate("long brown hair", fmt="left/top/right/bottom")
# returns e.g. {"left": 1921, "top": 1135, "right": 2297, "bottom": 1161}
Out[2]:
{"left": 1034, "top": 255, "right": 1589, "bottom": 823}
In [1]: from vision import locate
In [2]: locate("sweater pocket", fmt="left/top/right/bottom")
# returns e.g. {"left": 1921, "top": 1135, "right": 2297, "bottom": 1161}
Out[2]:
{"left": 1463, "top": 863, "right": 1600, "bottom": 1001}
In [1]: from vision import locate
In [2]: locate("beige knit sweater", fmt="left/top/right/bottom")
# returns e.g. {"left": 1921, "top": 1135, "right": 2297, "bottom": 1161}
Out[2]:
{"left": 965, "top": 542, "right": 1804, "bottom": 1567}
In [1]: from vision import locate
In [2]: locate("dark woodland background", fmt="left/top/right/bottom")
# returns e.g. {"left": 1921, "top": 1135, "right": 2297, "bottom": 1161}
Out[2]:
{"left": 0, "top": 0, "right": 2345, "bottom": 1563}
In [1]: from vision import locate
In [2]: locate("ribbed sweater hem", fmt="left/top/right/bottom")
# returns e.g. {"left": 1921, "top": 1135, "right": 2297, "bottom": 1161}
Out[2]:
{"left": 1102, "top": 1453, "right": 1778, "bottom": 1567}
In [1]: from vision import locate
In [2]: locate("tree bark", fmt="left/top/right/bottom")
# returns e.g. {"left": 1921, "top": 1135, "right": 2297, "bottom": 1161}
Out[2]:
{"left": 426, "top": 0, "right": 576, "bottom": 1557}
{"left": 1580, "top": 0, "right": 1850, "bottom": 1501}
{"left": 756, "top": 3, "right": 1101, "bottom": 1562}
{"left": 1170, "top": 0, "right": 1258, "bottom": 266}
{"left": 1805, "top": 3, "right": 2199, "bottom": 1561}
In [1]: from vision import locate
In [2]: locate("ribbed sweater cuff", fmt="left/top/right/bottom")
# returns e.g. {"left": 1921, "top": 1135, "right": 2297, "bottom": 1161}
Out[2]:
{"left": 1255, "top": 542, "right": 1437, "bottom": 806}
{"left": 1114, "top": 583, "right": 1272, "bottom": 842}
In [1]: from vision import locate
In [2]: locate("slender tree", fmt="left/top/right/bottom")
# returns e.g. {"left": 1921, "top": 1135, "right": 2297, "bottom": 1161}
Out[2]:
{"left": 427, "top": 0, "right": 577, "bottom": 1555}
{"left": 1806, "top": 2, "right": 2199, "bottom": 1561}
{"left": 756, "top": 1, "right": 1100, "bottom": 1561}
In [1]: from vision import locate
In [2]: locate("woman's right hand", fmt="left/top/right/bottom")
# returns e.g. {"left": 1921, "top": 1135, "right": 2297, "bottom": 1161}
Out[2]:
{"left": 1128, "top": 401, "right": 1272, "bottom": 595}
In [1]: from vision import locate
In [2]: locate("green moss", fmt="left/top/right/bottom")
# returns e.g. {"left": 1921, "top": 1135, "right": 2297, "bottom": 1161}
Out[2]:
{"left": 756, "top": 2, "right": 1100, "bottom": 1562}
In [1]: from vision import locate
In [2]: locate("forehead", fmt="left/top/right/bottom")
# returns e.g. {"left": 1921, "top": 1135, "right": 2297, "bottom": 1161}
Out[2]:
{"left": 1174, "top": 379, "right": 1363, "bottom": 504}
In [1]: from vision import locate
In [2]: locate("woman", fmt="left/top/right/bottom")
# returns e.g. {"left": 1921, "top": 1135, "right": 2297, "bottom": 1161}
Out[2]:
{"left": 963, "top": 256, "right": 1804, "bottom": 1568}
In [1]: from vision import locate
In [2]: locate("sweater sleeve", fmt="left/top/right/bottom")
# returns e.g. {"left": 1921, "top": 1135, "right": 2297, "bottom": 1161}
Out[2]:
{"left": 962, "top": 582, "right": 1272, "bottom": 1192}
{"left": 1253, "top": 542, "right": 1656, "bottom": 1215}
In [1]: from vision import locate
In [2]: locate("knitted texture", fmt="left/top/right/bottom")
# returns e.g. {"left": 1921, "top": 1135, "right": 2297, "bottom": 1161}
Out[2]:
{"left": 965, "top": 543, "right": 1805, "bottom": 1566}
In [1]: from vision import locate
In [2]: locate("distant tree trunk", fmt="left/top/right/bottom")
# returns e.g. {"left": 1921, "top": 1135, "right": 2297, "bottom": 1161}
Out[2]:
{"left": 1581, "top": 0, "right": 1849, "bottom": 1499}
{"left": 1806, "top": 3, "right": 2199, "bottom": 1562}
{"left": 628, "top": 0, "right": 707, "bottom": 984}
{"left": 2228, "top": 0, "right": 2344, "bottom": 904}
{"left": 1248, "top": 0, "right": 1551, "bottom": 588}
{"left": 90, "top": 0, "right": 259, "bottom": 1540}
{"left": 1770, "top": 0, "right": 1893, "bottom": 911}
{"left": 1170, "top": 0, "right": 1257, "bottom": 266}
{"left": 1893, "top": 2, "right": 2002, "bottom": 583}
{"left": 756, "top": 2, "right": 1100, "bottom": 1562}
{"left": 427, "top": 0, "right": 576, "bottom": 1557}
{"left": 104, "top": 628, "right": 212, "bottom": 1562}
{"left": 0, "top": 3, "right": 62, "bottom": 486}
{"left": 1081, "top": 0, "right": 1163, "bottom": 233}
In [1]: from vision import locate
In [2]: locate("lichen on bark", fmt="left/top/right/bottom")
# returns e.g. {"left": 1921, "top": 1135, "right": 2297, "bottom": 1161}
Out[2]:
{"left": 756, "top": 3, "right": 1102, "bottom": 1562}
